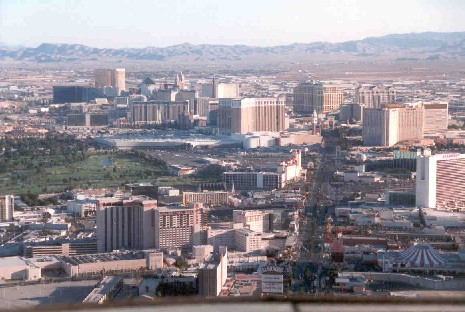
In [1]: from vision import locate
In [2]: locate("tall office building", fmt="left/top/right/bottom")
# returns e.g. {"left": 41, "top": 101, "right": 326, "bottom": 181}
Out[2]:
{"left": 355, "top": 86, "right": 396, "bottom": 109}
{"left": 0, "top": 195, "right": 14, "bottom": 222}
{"left": 362, "top": 105, "right": 424, "bottom": 146}
{"left": 94, "top": 68, "right": 126, "bottom": 91}
{"left": 218, "top": 97, "right": 286, "bottom": 133}
{"left": 416, "top": 152, "right": 465, "bottom": 211}
{"left": 198, "top": 247, "right": 228, "bottom": 297}
{"left": 96, "top": 196, "right": 157, "bottom": 252}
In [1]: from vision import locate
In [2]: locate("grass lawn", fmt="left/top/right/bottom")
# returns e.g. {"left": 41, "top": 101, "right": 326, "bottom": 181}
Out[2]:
{"left": 0, "top": 151, "right": 167, "bottom": 195}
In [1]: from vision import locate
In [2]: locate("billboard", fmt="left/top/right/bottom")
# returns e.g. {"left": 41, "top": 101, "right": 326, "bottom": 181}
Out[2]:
{"left": 260, "top": 265, "right": 285, "bottom": 294}
{"left": 262, "top": 274, "right": 283, "bottom": 283}
{"left": 262, "top": 282, "right": 284, "bottom": 294}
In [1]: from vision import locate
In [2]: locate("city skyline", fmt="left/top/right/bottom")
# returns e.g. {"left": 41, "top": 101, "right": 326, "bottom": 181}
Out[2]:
{"left": 3, "top": 1, "right": 465, "bottom": 304}
{"left": 1, "top": 0, "right": 465, "bottom": 48}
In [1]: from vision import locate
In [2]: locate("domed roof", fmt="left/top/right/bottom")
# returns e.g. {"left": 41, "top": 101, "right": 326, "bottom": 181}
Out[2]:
{"left": 395, "top": 242, "right": 446, "bottom": 268}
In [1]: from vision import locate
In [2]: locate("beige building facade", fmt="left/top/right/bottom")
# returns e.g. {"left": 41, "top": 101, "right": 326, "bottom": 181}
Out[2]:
{"left": 322, "top": 85, "right": 344, "bottom": 112}
{"left": 130, "top": 101, "right": 190, "bottom": 124}
{"left": 363, "top": 105, "right": 424, "bottom": 147}
{"left": 94, "top": 68, "right": 126, "bottom": 90}
{"left": 0, "top": 195, "right": 14, "bottom": 221}
{"left": 233, "top": 210, "right": 272, "bottom": 233}
{"left": 234, "top": 228, "right": 262, "bottom": 252}
{"left": 198, "top": 247, "right": 228, "bottom": 297}
{"left": 422, "top": 102, "right": 449, "bottom": 132}
{"left": 293, "top": 82, "right": 343, "bottom": 113}
{"left": 356, "top": 86, "right": 396, "bottom": 109}
{"left": 96, "top": 196, "right": 157, "bottom": 252}
{"left": 182, "top": 191, "right": 229, "bottom": 206}
{"left": 218, "top": 97, "right": 286, "bottom": 134}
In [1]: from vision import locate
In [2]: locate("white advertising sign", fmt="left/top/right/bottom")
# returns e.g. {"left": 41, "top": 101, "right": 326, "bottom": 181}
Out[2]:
{"left": 262, "top": 274, "right": 284, "bottom": 283}
{"left": 262, "top": 282, "right": 284, "bottom": 294}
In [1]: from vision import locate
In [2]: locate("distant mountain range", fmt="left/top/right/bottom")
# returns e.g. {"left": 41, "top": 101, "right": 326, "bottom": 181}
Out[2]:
{"left": 2, "top": 32, "right": 465, "bottom": 64}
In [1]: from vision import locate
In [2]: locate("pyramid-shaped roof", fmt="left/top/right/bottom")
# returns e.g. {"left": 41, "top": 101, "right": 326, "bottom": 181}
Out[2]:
{"left": 142, "top": 77, "right": 156, "bottom": 85}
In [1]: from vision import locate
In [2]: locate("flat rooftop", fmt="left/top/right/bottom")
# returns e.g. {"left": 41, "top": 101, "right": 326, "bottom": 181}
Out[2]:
{"left": 155, "top": 206, "right": 194, "bottom": 212}
{"left": 59, "top": 251, "right": 145, "bottom": 266}
{"left": 0, "top": 256, "right": 28, "bottom": 267}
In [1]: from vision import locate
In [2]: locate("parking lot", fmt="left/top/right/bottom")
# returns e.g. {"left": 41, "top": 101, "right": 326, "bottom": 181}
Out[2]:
{"left": 0, "top": 280, "right": 98, "bottom": 309}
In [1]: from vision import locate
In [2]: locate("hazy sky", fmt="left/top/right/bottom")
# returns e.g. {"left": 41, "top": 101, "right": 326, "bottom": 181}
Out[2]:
{"left": 1, "top": 0, "right": 465, "bottom": 48}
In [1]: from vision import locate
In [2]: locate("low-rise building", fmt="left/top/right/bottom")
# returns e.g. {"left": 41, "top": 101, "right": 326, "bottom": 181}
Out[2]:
{"left": 0, "top": 256, "right": 42, "bottom": 281}
{"left": 182, "top": 191, "right": 229, "bottom": 206}
{"left": 60, "top": 250, "right": 163, "bottom": 277}
{"left": 23, "top": 239, "right": 98, "bottom": 258}
{"left": 207, "top": 222, "right": 242, "bottom": 250}
{"left": 223, "top": 150, "right": 303, "bottom": 190}
{"left": 83, "top": 276, "right": 123, "bottom": 304}
{"left": 67, "top": 199, "right": 97, "bottom": 217}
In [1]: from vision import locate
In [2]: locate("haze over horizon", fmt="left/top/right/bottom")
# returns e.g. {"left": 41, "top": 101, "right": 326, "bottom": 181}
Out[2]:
{"left": 1, "top": 0, "right": 465, "bottom": 49}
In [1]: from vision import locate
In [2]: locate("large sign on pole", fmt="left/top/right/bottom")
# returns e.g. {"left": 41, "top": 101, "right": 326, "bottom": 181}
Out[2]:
{"left": 261, "top": 265, "right": 284, "bottom": 294}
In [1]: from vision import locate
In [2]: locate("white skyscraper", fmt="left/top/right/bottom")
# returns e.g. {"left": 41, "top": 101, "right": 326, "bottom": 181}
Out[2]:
{"left": 114, "top": 68, "right": 126, "bottom": 91}
{"left": 416, "top": 152, "right": 465, "bottom": 210}
{"left": 0, "top": 195, "right": 14, "bottom": 222}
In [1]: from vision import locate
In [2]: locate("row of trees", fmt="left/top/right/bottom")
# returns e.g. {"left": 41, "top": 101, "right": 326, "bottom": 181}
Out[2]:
{"left": 155, "top": 281, "right": 196, "bottom": 297}
{"left": 0, "top": 134, "right": 89, "bottom": 174}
